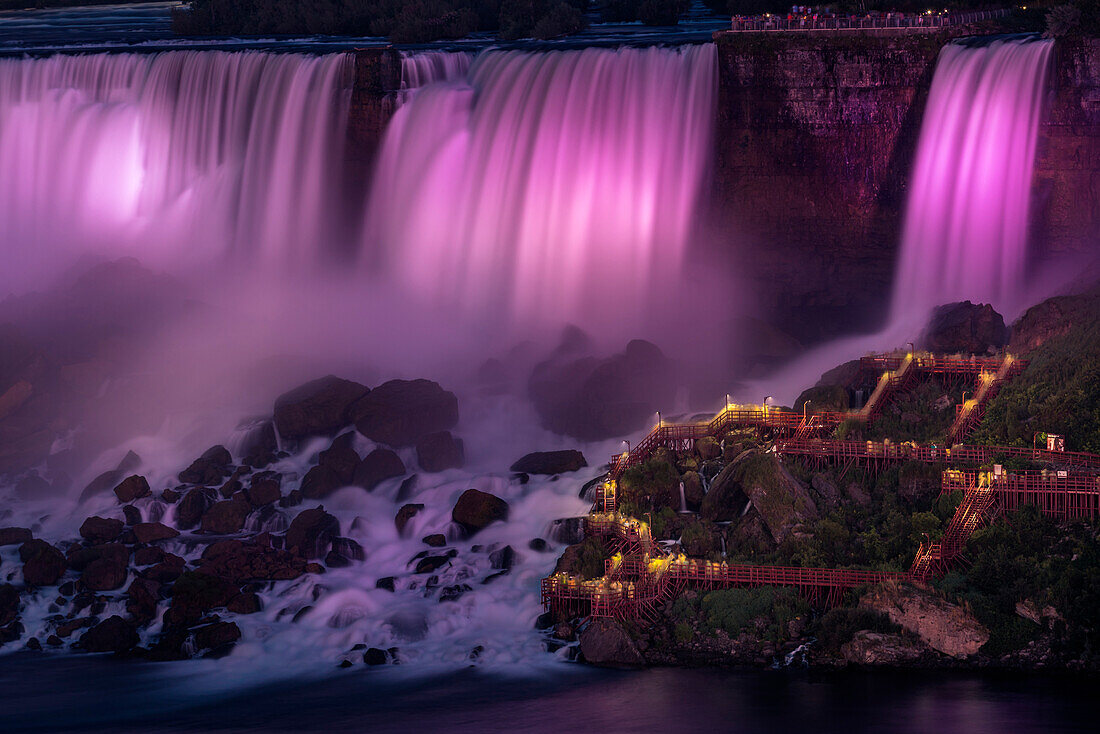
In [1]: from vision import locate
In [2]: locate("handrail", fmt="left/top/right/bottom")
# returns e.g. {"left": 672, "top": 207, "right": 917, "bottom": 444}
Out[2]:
{"left": 728, "top": 9, "right": 1011, "bottom": 33}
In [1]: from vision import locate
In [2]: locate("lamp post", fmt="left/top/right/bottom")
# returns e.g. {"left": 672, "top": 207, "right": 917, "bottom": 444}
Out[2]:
{"left": 803, "top": 400, "right": 812, "bottom": 421}
{"left": 656, "top": 411, "right": 661, "bottom": 428}
{"left": 762, "top": 395, "right": 773, "bottom": 415}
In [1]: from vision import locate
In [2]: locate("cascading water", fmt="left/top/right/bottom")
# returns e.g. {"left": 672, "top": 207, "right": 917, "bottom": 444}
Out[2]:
{"left": 892, "top": 37, "right": 1053, "bottom": 319}
{"left": 365, "top": 45, "right": 718, "bottom": 338}
{"left": 0, "top": 51, "right": 351, "bottom": 288}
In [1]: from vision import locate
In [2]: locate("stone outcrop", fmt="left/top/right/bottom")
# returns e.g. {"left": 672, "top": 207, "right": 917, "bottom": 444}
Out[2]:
{"left": 841, "top": 630, "right": 929, "bottom": 666}
{"left": 452, "top": 489, "right": 509, "bottom": 536}
{"left": 273, "top": 375, "right": 370, "bottom": 442}
{"left": 860, "top": 583, "right": 989, "bottom": 659}
{"left": 918, "top": 301, "right": 1008, "bottom": 354}
{"left": 510, "top": 450, "right": 587, "bottom": 475}
{"left": 415, "top": 430, "right": 464, "bottom": 472}
{"left": 579, "top": 619, "right": 645, "bottom": 667}
{"left": 352, "top": 379, "right": 459, "bottom": 447}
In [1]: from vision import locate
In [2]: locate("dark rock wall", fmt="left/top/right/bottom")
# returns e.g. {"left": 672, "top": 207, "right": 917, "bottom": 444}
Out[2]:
{"left": 710, "top": 30, "right": 957, "bottom": 342}
{"left": 1032, "top": 38, "right": 1100, "bottom": 262}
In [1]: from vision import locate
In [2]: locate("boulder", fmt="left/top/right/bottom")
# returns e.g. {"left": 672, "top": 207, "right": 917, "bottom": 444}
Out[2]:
{"left": 125, "top": 578, "right": 161, "bottom": 623}
{"left": 859, "top": 583, "right": 989, "bottom": 659}
{"left": 164, "top": 571, "right": 237, "bottom": 626}
{"left": 273, "top": 376, "right": 370, "bottom": 442}
{"left": 78, "top": 615, "right": 138, "bottom": 653}
{"left": 227, "top": 592, "right": 262, "bottom": 614}
{"left": 415, "top": 431, "right": 465, "bottom": 472}
{"left": 81, "top": 556, "right": 128, "bottom": 591}
{"left": 178, "top": 445, "right": 232, "bottom": 485}
{"left": 193, "top": 621, "right": 241, "bottom": 652}
{"left": 363, "top": 647, "right": 388, "bottom": 665}
{"left": 0, "top": 584, "right": 19, "bottom": 626}
{"left": 578, "top": 619, "right": 645, "bottom": 667}
{"left": 318, "top": 433, "right": 360, "bottom": 484}
{"left": 176, "top": 487, "right": 216, "bottom": 530}
{"left": 681, "top": 471, "right": 705, "bottom": 509}
{"left": 422, "top": 534, "right": 446, "bottom": 547}
{"left": 351, "top": 379, "right": 459, "bottom": 447}
{"left": 300, "top": 465, "right": 343, "bottom": 499}
{"left": 509, "top": 450, "right": 587, "bottom": 475}
{"left": 0, "top": 527, "right": 33, "bottom": 546}
{"left": 395, "top": 504, "right": 424, "bottom": 536}
{"left": 78, "top": 516, "right": 123, "bottom": 544}
{"left": 19, "top": 539, "right": 67, "bottom": 586}
{"left": 352, "top": 449, "right": 405, "bottom": 491}
{"left": 77, "top": 451, "right": 141, "bottom": 503}
{"left": 452, "top": 489, "right": 509, "bottom": 536}
{"left": 198, "top": 539, "right": 308, "bottom": 582}
{"left": 330, "top": 537, "right": 365, "bottom": 563}
{"left": 132, "top": 522, "right": 180, "bottom": 544}
{"left": 918, "top": 301, "right": 1008, "bottom": 354}
{"left": 122, "top": 505, "right": 142, "bottom": 525}
{"left": 694, "top": 437, "right": 721, "bottom": 462}
{"left": 238, "top": 419, "right": 279, "bottom": 467}
{"left": 702, "top": 453, "right": 816, "bottom": 543}
{"left": 244, "top": 476, "right": 282, "bottom": 507}
{"left": 112, "top": 475, "right": 150, "bottom": 504}
{"left": 414, "top": 555, "right": 450, "bottom": 574}
{"left": 527, "top": 339, "right": 676, "bottom": 441}
{"left": 201, "top": 499, "right": 251, "bottom": 534}
{"left": 285, "top": 507, "right": 339, "bottom": 560}
{"left": 841, "top": 630, "right": 929, "bottom": 666}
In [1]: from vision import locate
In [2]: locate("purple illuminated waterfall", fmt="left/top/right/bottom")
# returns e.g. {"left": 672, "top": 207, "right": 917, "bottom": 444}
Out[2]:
{"left": 365, "top": 46, "right": 718, "bottom": 337}
{"left": 0, "top": 51, "right": 351, "bottom": 288}
{"left": 893, "top": 38, "right": 1053, "bottom": 318}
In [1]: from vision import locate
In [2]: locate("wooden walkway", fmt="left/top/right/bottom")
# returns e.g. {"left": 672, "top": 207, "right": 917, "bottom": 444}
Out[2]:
{"left": 543, "top": 350, "right": 1100, "bottom": 622}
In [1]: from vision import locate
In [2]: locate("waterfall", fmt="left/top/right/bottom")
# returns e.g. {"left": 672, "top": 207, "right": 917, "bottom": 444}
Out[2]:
{"left": 364, "top": 45, "right": 718, "bottom": 338}
{"left": 892, "top": 37, "right": 1053, "bottom": 320}
{"left": 0, "top": 51, "right": 352, "bottom": 288}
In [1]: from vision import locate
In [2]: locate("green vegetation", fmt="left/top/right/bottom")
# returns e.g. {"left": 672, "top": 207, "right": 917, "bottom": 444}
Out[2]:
{"left": 619, "top": 456, "right": 679, "bottom": 518}
{"left": 1045, "top": 1, "right": 1100, "bottom": 38}
{"left": 862, "top": 378, "right": 965, "bottom": 444}
{"left": 936, "top": 507, "right": 1100, "bottom": 660}
{"left": 973, "top": 295, "right": 1100, "bottom": 454}
{"left": 670, "top": 586, "right": 809, "bottom": 644}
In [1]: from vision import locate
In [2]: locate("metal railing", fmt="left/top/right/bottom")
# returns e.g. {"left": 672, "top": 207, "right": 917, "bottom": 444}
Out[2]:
{"left": 728, "top": 9, "right": 1011, "bottom": 33}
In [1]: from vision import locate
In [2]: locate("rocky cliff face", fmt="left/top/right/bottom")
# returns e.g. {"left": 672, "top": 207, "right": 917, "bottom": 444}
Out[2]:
{"left": 859, "top": 582, "right": 989, "bottom": 659}
{"left": 711, "top": 31, "right": 957, "bottom": 343}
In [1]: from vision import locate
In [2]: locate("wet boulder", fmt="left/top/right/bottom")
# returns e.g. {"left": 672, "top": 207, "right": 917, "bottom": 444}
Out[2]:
{"left": 77, "top": 451, "right": 141, "bottom": 503}
{"left": 132, "top": 522, "right": 180, "bottom": 544}
{"left": 125, "top": 578, "right": 161, "bottom": 623}
{"left": 198, "top": 540, "right": 306, "bottom": 583}
{"left": 318, "top": 433, "right": 360, "bottom": 484}
{"left": 415, "top": 431, "right": 465, "bottom": 472}
{"left": 244, "top": 476, "right": 282, "bottom": 507}
{"left": 0, "top": 527, "right": 32, "bottom": 546}
{"left": 78, "top": 615, "right": 139, "bottom": 653}
{"left": 79, "top": 516, "right": 124, "bottom": 544}
{"left": 176, "top": 487, "right": 217, "bottom": 530}
{"left": 509, "top": 450, "right": 587, "bottom": 475}
{"left": 201, "top": 499, "right": 251, "bottom": 534}
{"left": 164, "top": 571, "right": 237, "bottom": 626}
{"left": 273, "top": 376, "right": 370, "bottom": 442}
{"left": 0, "top": 584, "right": 19, "bottom": 626}
{"left": 178, "top": 445, "right": 232, "bottom": 485}
{"left": 300, "top": 465, "right": 343, "bottom": 499}
{"left": 112, "top": 475, "right": 151, "bottom": 504}
{"left": 81, "top": 554, "right": 129, "bottom": 592}
{"left": 285, "top": 507, "right": 339, "bottom": 560}
{"left": 422, "top": 534, "right": 446, "bottom": 547}
{"left": 918, "top": 301, "right": 1008, "bottom": 355}
{"left": 193, "top": 621, "right": 241, "bottom": 654}
{"left": 395, "top": 504, "right": 424, "bottom": 536}
{"left": 452, "top": 489, "right": 509, "bottom": 536}
{"left": 227, "top": 592, "right": 262, "bottom": 614}
{"left": 352, "top": 449, "right": 405, "bottom": 491}
{"left": 19, "top": 539, "right": 67, "bottom": 586}
{"left": 351, "top": 379, "right": 459, "bottom": 447}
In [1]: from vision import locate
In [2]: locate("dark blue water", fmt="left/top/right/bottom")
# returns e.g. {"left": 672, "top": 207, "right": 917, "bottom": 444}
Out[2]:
{"left": 0, "top": 653, "right": 1093, "bottom": 734}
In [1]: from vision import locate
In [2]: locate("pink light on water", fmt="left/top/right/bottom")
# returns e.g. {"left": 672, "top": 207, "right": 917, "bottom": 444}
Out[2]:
{"left": 364, "top": 46, "right": 718, "bottom": 339}
{"left": 892, "top": 38, "right": 1053, "bottom": 320}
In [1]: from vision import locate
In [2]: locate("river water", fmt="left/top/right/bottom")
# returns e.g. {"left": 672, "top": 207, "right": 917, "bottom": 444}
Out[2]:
{"left": 0, "top": 653, "right": 1093, "bottom": 733}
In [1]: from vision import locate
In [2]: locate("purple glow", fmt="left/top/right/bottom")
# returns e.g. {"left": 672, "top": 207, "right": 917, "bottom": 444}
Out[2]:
{"left": 0, "top": 52, "right": 351, "bottom": 290}
{"left": 364, "top": 46, "right": 717, "bottom": 338}
{"left": 892, "top": 38, "right": 1053, "bottom": 319}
